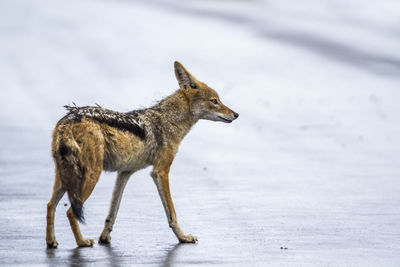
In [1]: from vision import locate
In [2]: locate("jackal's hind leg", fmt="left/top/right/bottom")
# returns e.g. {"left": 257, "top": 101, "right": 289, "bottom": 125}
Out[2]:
{"left": 67, "top": 167, "right": 102, "bottom": 248}
{"left": 46, "top": 174, "right": 66, "bottom": 249}
{"left": 66, "top": 207, "right": 94, "bottom": 247}
{"left": 151, "top": 170, "right": 197, "bottom": 243}
{"left": 99, "top": 171, "right": 131, "bottom": 244}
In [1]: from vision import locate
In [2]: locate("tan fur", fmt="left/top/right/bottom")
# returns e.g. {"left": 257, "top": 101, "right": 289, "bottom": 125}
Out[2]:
{"left": 46, "top": 61, "right": 238, "bottom": 248}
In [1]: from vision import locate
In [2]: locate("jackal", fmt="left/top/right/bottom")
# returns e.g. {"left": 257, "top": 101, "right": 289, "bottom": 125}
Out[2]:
{"left": 46, "top": 61, "right": 239, "bottom": 248}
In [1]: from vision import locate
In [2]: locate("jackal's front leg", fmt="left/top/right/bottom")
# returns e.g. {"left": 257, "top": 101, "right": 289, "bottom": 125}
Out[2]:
{"left": 151, "top": 169, "right": 197, "bottom": 243}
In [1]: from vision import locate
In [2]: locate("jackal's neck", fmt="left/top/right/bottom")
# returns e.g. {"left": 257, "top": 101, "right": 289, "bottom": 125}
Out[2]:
{"left": 150, "top": 90, "right": 197, "bottom": 141}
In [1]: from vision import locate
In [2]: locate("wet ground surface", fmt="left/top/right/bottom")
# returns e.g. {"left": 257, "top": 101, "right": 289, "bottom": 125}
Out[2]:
{"left": 1, "top": 0, "right": 400, "bottom": 266}
{"left": 1, "top": 121, "right": 399, "bottom": 267}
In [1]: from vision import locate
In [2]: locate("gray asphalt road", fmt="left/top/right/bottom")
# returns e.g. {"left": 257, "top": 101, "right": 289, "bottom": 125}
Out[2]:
{"left": 1, "top": 0, "right": 400, "bottom": 266}
{"left": 1, "top": 116, "right": 399, "bottom": 266}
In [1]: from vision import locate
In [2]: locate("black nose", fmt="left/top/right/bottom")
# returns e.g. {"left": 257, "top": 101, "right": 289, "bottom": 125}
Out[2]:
{"left": 233, "top": 112, "right": 239, "bottom": 119}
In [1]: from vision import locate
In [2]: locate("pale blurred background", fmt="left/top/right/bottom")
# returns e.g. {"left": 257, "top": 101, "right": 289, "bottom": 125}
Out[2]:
{"left": 0, "top": 0, "right": 399, "bottom": 265}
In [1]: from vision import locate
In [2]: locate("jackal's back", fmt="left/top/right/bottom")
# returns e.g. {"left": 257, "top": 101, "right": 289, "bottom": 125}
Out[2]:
{"left": 54, "top": 105, "right": 151, "bottom": 172}
{"left": 61, "top": 105, "right": 146, "bottom": 139}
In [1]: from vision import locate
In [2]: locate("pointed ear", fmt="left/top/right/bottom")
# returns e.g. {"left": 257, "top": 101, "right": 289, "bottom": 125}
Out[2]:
{"left": 174, "top": 61, "right": 198, "bottom": 89}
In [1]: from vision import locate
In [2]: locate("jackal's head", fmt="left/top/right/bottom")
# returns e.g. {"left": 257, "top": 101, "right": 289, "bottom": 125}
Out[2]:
{"left": 174, "top": 61, "right": 239, "bottom": 123}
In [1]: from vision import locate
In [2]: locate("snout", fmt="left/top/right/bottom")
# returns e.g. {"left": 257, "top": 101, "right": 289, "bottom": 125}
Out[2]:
{"left": 217, "top": 110, "right": 239, "bottom": 123}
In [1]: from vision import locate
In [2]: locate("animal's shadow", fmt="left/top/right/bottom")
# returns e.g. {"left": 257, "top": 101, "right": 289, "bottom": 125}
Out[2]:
{"left": 45, "top": 242, "right": 188, "bottom": 266}
{"left": 162, "top": 243, "right": 183, "bottom": 267}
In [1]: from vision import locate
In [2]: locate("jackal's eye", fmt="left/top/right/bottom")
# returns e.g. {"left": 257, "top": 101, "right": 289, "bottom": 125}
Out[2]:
{"left": 211, "top": 99, "right": 218, "bottom": 105}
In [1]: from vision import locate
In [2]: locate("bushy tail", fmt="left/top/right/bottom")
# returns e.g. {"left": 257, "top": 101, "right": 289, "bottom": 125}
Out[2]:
{"left": 69, "top": 197, "right": 84, "bottom": 223}
{"left": 54, "top": 136, "right": 85, "bottom": 223}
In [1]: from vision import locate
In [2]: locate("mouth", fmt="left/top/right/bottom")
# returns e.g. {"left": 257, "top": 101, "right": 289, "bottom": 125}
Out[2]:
{"left": 218, "top": 116, "right": 233, "bottom": 123}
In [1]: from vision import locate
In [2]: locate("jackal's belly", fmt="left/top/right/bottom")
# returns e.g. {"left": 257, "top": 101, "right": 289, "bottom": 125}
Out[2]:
{"left": 102, "top": 126, "right": 150, "bottom": 172}
{"left": 102, "top": 151, "right": 149, "bottom": 172}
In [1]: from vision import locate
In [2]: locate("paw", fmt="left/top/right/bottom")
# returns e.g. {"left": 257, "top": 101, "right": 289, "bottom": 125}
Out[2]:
{"left": 178, "top": 234, "right": 198, "bottom": 243}
{"left": 77, "top": 238, "right": 94, "bottom": 247}
{"left": 98, "top": 233, "right": 111, "bottom": 244}
{"left": 47, "top": 240, "right": 59, "bottom": 249}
